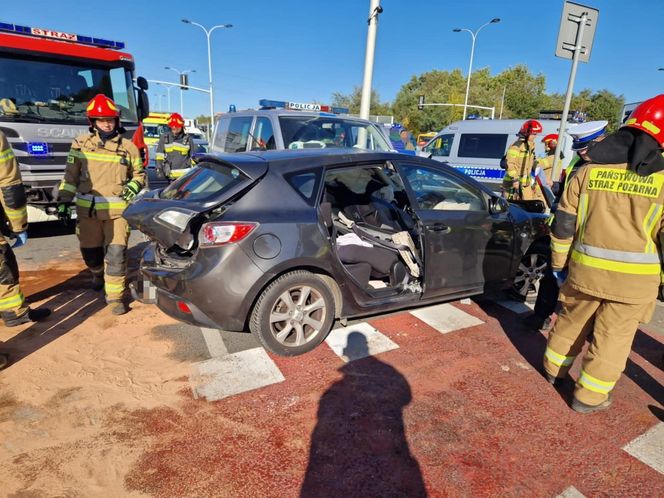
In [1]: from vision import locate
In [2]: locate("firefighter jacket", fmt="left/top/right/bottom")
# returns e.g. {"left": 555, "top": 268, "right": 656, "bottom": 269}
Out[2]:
{"left": 502, "top": 137, "right": 537, "bottom": 195}
{"left": 0, "top": 131, "right": 27, "bottom": 234}
{"left": 550, "top": 161, "right": 664, "bottom": 304}
{"left": 59, "top": 131, "right": 145, "bottom": 220}
{"left": 155, "top": 131, "right": 194, "bottom": 179}
{"left": 535, "top": 152, "right": 555, "bottom": 184}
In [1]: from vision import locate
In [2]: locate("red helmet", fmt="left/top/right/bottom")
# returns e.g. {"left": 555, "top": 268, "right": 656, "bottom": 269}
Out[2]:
{"left": 542, "top": 133, "right": 558, "bottom": 144}
{"left": 623, "top": 94, "right": 664, "bottom": 146}
{"left": 86, "top": 94, "right": 120, "bottom": 119}
{"left": 519, "top": 119, "right": 543, "bottom": 136}
{"left": 168, "top": 113, "right": 185, "bottom": 129}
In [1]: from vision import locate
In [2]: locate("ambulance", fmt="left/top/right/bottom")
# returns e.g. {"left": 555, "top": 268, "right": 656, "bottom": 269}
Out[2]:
{"left": 0, "top": 21, "right": 149, "bottom": 221}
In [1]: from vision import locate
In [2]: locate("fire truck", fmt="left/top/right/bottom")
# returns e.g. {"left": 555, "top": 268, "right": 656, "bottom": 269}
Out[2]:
{"left": 0, "top": 21, "right": 149, "bottom": 221}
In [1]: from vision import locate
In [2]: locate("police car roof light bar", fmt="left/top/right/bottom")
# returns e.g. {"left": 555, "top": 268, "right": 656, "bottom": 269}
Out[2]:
{"left": 0, "top": 22, "right": 126, "bottom": 50}
{"left": 258, "top": 99, "right": 349, "bottom": 115}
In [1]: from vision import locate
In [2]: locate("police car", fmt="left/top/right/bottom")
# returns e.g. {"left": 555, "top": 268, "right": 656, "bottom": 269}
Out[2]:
{"left": 211, "top": 99, "right": 393, "bottom": 154}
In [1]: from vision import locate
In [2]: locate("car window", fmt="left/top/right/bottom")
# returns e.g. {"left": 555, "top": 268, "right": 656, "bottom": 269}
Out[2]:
{"left": 401, "top": 164, "right": 485, "bottom": 211}
{"left": 279, "top": 116, "right": 391, "bottom": 151}
{"left": 160, "top": 162, "right": 248, "bottom": 202}
{"left": 457, "top": 133, "right": 508, "bottom": 159}
{"left": 285, "top": 170, "right": 321, "bottom": 204}
{"left": 250, "top": 117, "right": 276, "bottom": 151}
{"left": 223, "top": 117, "right": 253, "bottom": 153}
{"left": 425, "top": 134, "right": 454, "bottom": 157}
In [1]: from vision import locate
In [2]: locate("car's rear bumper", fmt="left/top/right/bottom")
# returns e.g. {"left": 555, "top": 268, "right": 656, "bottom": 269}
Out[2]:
{"left": 138, "top": 242, "right": 265, "bottom": 331}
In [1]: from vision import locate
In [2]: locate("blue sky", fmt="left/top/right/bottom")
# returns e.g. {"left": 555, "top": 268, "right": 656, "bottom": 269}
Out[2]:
{"left": 4, "top": 0, "right": 663, "bottom": 118}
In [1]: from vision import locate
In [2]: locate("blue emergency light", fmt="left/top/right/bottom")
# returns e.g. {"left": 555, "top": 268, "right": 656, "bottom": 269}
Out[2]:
{"left": 26, "top": 142, "right": 49, "bottom": 156}
{"left": 0, "top": 22, "right": 125, "bottom": 50}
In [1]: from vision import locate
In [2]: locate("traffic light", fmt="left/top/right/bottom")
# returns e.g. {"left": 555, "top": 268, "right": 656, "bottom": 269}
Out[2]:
{"left": 418, "top": 95, "right": 425, "bottom": 111}
{"left": 180, "top": 73, "right": 189, "bottom": 90}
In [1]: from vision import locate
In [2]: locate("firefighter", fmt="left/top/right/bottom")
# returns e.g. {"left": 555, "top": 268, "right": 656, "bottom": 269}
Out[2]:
{"left": 536, "top": 134, "right": 558, "bottom": 186}
{"left": 502, "top": 119, "right": 542, "bottom": 200}
{"left": 155, "top": 113, "right": 195, "bottom": 181}
{"left": 57, "top": 94, "right": 145, "bottom": 315}
{"left": 0, "top": 130, "right": 50, "bottom": 329}
{"left": 543, "top": 95, "right": 664, "bottom": 413}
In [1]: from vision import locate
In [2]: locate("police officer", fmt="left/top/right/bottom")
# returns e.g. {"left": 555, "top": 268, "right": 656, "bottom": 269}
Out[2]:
{"left": 57, "top": 94, "right": 145, "bottom": 315}
{"left": 502, "top": 120, "right": 542, "bottom": 200}
{"left": 155, "top": 113, "right": 195, "bottom": 181}
{"left": 0, "top": 130, "right": 50, "bottom": 367}
{"left": 544, "top": 95, "right": 664, "bottom": 413}
{"left": 558, "top": 120, "right": 608, "bottom": 194}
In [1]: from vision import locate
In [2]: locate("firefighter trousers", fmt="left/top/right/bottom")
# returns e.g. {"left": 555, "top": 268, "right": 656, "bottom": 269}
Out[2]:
{"left": 0, "top": 238, "right": 27, "bottom": 323}
{"left": 543, "top": 284, "right": 655, "bottom": 406}
{"left": 77, "top": 216, "right": 129, "bottom": 302}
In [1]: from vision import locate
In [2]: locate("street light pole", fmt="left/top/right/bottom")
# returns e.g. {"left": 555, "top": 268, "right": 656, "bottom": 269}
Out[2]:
{"left": 359, "top": 0, "right": 383, "bottom": 121}
{"left": 157, "top": 83, "right": 173, "bottom": 111}
{"left": 182, "top": 19, "right": 233, "bottom": 139}
{"left": 165, "top": 66, "right": 196, "bottom": 116}
{"left": 453, "top": 18, "right": 500, "bottom": 120}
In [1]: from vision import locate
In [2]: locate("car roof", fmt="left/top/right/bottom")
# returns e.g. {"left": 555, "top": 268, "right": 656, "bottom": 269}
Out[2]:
{"left": 216, "top": 109, "right": 377, "bottom": 123}
{"left": 200, "top": 148, "right": 426, "bottom": 174}
{"left": 440, "top": 119, "right": 564, "bottom": 134}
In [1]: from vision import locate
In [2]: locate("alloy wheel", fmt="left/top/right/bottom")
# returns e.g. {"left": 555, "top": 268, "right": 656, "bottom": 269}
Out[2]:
{"left": 269, "top": 285, "right": 327, "bottom": 347}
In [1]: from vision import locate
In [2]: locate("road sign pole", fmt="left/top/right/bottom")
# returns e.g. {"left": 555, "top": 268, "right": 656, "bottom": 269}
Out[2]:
{"left": 551, "top": 12, "right": 587, "bottom": 183}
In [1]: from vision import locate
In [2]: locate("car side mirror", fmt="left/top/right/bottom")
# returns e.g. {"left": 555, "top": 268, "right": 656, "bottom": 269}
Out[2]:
{"left": 489, "top": 196, "right": 508, "bottom": 214}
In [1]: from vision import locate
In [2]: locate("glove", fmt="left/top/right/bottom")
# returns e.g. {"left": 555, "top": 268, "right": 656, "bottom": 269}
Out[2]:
{"left": 57, "top": 203, "right": 72, "bottom": 221}
{"left": 121, "top": 180, "right": 142, "bottom": 202}
{"left": 11, "top": 231, "right": 27, "bottom": 249}
{"left": 552, "top": 269, "right": 568, "bottom": 287}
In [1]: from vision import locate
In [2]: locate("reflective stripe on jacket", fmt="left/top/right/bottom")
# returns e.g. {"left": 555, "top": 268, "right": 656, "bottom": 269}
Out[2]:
{"left": 59, "top": 131, "right": 144, "bottom": 220}
{"left": 550, "top": 162, "right": 664, "bottom": 303}
{"left": 502, "top": 138, "right": 536, "bottom": 195}
{"left": 0, "top": 131, "right": 27, "bottom": 232}
{"left": 156, "top": 131, "right": 194, "bottom": 174}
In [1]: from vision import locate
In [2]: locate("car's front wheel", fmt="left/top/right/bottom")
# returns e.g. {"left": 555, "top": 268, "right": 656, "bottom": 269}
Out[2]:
{"left": 512, "top": 244, "right": 550, "bottom": 303}
{"left": 250, "top": 270, "right": 335, "bottom": 356}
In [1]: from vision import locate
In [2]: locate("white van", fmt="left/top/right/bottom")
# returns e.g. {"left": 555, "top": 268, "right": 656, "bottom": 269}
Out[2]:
{"left": 418, "top": 119, "right": 573, "bottom": 190}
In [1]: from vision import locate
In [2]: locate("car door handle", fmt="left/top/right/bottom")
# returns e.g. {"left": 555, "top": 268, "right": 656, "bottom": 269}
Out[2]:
{"left": 430, "top": 223, "right": 451, "bottom": 234}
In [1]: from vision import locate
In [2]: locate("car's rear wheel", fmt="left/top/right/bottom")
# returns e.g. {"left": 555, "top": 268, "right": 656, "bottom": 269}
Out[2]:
{"left": 250, "top": 270, "right": 335, "bottom": 356}
{"left": 512, "top": 245, "right": 550, "bottom": 303}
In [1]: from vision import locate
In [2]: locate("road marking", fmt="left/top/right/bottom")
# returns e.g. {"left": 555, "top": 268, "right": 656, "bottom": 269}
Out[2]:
{"left": 492, "top": 298, "right": 534, "bottom": 314}
{"left": 190, "top": 348, "right": 285, "bottom": 402}
{"left": 325, "top": 322, "right": 399, "bottom": 362}
{"left": 622, "top": 422, "right": 664, "bottom": 475}
{"left": 200, "top": 327, "right": 229, "bottom": 357}
{"left": 556, "top": 486, "right": 586, "bottom": 498}
{"left": 411, "top": 303, "right": 484, "bottom": 334}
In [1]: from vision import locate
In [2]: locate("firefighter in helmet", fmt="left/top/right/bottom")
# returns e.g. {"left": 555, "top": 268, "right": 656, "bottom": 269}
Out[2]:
{"left": 57, "top": 94, "right": 145, "bottom": 315}
{"left": 544, "top": 95, "right": 664, "bottom": 413}
{"left": 502, "top": 119, "right": 542, "bottom": 201}
{"left": 0, "top": 130, "right": 50, "bottom": 332}
{"left": 155, "top": 113, "right": 195, "bottom": 181}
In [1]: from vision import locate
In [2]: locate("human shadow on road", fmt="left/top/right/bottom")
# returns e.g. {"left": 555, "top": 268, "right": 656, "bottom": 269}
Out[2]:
{"left": 300, "top": 332, "right": 426, "bottom": 498}
{"left": 1, "top": 270, "right": 106, "bottom": 367}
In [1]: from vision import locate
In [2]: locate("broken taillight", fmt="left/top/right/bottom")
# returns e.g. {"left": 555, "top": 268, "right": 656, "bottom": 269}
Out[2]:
{"left": 199, "top": 222, "right": 258, "bottom": 247}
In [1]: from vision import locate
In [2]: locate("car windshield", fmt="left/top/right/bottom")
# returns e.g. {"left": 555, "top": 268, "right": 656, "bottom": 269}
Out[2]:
{"left": 160, "top": 163, "right": 248, "bottom": 202}
{"left": 279, "top": 116, "right": 391, "bottom": 151}
{"left": 0, "top": 54, "right": 138, "bottom": 124}
{"left": 144, "top": 124, "right": 169, "bottom": 139}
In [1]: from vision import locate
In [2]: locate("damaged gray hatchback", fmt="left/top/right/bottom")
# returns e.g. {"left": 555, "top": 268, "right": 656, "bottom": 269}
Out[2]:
{"left": 124, "top": 149, "right": 549, "bottom": 357}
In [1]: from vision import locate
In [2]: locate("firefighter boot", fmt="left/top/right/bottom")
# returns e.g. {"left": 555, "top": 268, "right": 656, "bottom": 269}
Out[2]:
{"left": 3, "top": 307, "right": 51, "bottom": 327}
{"left": 107, "top": 299, "right": 127, "bottom": 316}
{"left": 91, "top": 273, "right": 104, "bottom": 292}
{"left": 571, "top": 394, "right": 613, "bottom": 414}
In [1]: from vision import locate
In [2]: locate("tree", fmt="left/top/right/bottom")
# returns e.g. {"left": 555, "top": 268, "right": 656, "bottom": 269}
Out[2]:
{"left": 330, "top": 86, "right": 392, "bottom": 116}
{"left": 195, "top": 115, "right": 211, "bottom": 125}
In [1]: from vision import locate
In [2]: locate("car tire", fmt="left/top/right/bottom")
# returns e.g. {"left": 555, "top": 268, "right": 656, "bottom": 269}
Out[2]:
{"left": 511, "top": 243, "right": 550, "bottom": 304}
{"left": 249, "top": 270, "right": 336, "bottom": 357}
